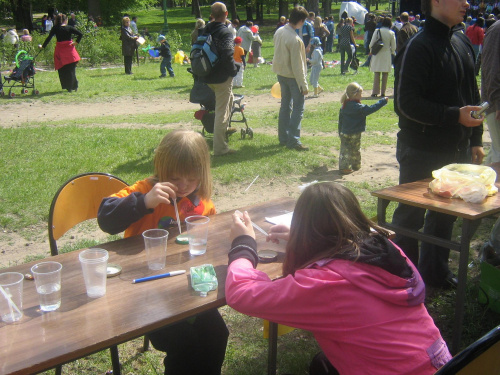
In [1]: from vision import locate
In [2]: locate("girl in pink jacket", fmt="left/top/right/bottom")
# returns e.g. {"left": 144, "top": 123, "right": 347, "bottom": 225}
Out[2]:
{"left": 226, "top": 182, "right": 451, "bottom": 375}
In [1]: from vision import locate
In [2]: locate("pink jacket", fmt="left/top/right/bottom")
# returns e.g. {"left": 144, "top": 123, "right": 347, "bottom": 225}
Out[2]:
{"left": 226, "top": 246, "right": 451, "bottom": 375}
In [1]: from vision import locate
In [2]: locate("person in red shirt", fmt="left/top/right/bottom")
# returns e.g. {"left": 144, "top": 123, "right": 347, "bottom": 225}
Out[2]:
{"left": 465, "top": 16, "right": 485, "bottom": 62}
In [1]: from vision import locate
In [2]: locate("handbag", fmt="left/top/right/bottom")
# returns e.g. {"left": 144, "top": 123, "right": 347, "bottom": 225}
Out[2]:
{"left": 370, "top": 29, "right": 384, "bottom": 55}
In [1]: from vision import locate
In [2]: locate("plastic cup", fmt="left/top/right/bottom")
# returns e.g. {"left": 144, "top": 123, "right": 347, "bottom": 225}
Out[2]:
{"left": 185, "top": 215, "right": 210, "bottom": 256}
{"left": 31, "top": 261, "right": 62, "bottom": 312}
{"left": 142, "top": 229, "right": 168, "bottom": 270}
{"left": 79, "top": 248, "right": 109, "bottom": 298}
{"left": 0, "top": 272, "right": 24, "bottom": 323}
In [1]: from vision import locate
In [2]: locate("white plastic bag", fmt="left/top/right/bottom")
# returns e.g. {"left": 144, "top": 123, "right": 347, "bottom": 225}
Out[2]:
{"left": 429, "top": 164, "right": 498, "bottom": 203}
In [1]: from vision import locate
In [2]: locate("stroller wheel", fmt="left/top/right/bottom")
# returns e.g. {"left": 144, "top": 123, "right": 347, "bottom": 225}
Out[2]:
{"left": 241, "top": 128, "right": 246, "bottom": 139}
{"left": 247, "top": 128, "right": 254, "bottom": 139}
{"left": 9, "top": 92, "right": 15, "bottom": 98}
{"left": 32, "top": 90, "right": 39, "bottom": 95}
{"left": 23, "top": 88, "right": 28, "bottom": 94}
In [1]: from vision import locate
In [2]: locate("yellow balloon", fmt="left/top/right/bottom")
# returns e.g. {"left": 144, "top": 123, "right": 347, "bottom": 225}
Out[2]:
{"left": 271, "top": 82, "right": 281, "bottom": 99}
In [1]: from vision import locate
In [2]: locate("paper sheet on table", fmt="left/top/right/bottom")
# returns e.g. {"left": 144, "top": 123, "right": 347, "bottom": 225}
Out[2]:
{"left": 265, "top": 212, "right": 293, "bottom": 227}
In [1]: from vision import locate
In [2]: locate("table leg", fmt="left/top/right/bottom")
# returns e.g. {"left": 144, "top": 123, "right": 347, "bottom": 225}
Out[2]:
{"left": 268, "top": 322, "right": 278, "bottom": 375}
{"left": 451, "top": 218, "right": 481, "bottom": 354}
{"left": 377, "top": 198, "right": 390, "bottom": 225}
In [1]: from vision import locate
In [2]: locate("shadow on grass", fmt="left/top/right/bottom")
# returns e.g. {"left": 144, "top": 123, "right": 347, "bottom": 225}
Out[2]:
{"left": 210, "top": 143, "right": 284, "bottom": 167}
{"left": 303, "top": 165, "right": 344, "bottom": 183}
{"left": 111, "top": 147, "right": 156, "bottom": 176}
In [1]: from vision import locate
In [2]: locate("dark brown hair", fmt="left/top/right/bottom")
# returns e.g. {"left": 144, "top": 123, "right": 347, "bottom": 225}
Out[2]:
{"left": 282, "top": 182, "right": 390, "bottom": 276}
{"left": 289, "top": 6, "right": 308, "bottom": 25}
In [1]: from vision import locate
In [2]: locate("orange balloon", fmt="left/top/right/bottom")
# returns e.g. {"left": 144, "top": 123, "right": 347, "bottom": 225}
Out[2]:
{"left": 271, "top": 82, "right": 281, "bottom": 98}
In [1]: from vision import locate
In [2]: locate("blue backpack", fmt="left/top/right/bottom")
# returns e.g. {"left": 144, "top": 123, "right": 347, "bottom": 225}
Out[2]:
{"left": 190, "top": 29, "right": 219, "bottom": 77}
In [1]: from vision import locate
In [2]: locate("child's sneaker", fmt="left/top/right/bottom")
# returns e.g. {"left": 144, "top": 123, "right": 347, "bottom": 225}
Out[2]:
{"left": 170, "top": 74, "right": 175, "bottom": 78}
{"left": 159, "top": 75, "right": 167, "bottom": 78}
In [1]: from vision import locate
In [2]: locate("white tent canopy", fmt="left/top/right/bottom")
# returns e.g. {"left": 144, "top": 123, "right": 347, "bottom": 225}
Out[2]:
{"left": 339, "top": 2, "right": 368, "bottom": 23}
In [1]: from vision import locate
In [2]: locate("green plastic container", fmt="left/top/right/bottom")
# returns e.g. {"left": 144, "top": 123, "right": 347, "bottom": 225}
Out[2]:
{"left": 478, "top": 261, "right": 500, "bottom": 314}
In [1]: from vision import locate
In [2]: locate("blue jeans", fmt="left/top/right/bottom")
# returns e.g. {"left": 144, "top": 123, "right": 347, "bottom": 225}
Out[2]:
{"left": 160, "top": 57, "right": 174, "bottom": 76}
{"left": 391, "top": 139, "right": 469, "bottom": 286}
{"left": 277, "top": 75, "right": 305, "bottom": 148}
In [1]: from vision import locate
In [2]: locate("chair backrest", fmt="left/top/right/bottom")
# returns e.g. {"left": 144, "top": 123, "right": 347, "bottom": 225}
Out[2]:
{"left": 48, "top": 173, "right": 128, "bottom": 256}
{"left": 435, "top": 325, "right": 500, "bottom": 374}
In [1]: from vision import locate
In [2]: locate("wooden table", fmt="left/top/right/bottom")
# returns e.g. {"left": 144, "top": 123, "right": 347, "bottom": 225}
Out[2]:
{"left": 372, "top": 179, "right": 500, "bottom": 354}
{"left": 0, "top": 198, "right": 295, "bottom": 375}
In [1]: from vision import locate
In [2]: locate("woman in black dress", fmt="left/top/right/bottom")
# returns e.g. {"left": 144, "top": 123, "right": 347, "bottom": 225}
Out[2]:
{"left": 40, "top": 13, "right": 82, "bottom": 92}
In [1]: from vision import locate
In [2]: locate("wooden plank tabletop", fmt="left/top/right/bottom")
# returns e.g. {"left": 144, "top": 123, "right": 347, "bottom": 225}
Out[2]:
{"left": 371, "top": 179, "right": 500, "bottom": 220}
{"left": 0, "top": 198, "right": 295, "bottom": 375}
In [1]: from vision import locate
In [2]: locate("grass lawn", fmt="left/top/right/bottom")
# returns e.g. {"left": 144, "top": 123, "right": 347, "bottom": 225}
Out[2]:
{"left": 1, "top": 5, "right": 500, "bottom": 375}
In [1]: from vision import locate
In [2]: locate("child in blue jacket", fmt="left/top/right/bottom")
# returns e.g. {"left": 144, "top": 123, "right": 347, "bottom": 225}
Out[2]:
{"left": 155, "top": 34, "right": 174, "bottom": 78}
{"left": 338, "top": 82, "right": 388, "bottom": 174}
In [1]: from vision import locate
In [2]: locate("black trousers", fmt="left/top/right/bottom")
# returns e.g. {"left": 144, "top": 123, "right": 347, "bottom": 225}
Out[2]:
{"left": 148, "top": 308, "right": 229, "bottom": 375}
{"left": 124, "top": 55, "right": 133, "bottom": 74}
{"left": 58, "top": 62, "right": 78, "bottom": 91}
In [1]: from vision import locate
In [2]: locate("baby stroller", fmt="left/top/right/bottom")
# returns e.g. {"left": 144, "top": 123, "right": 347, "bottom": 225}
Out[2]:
{"left": 188, "top": 68, "right": 253, "bottom": 140}
{"left": 1, "top": 50, "right": 39, "bottom": 98}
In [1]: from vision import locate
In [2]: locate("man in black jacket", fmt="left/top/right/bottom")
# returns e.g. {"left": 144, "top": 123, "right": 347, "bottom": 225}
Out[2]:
{"left": 203, "top": 2, "right": 238, "bottom": 156}
{"left": 392, "top": 0, "right": 484, "bottom": 288}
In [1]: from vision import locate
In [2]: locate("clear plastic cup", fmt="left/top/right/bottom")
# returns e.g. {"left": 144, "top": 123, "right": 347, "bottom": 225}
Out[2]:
{"left": 0, "top": 272, "right": 24, "bottom": 323}
{"left": 142, "top": 229, "right": 168, "bottom": 270}
{"left": 185, "top": 216, "right": 210, "bottom": 256}
{"left": 79, "top": 248, "right": 109, "bottom": 298}
{"left": 31, "top": 261, "right": 62, "bottom": 312}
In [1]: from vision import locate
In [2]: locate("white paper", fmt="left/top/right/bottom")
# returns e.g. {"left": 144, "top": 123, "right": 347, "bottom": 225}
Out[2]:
{"left": 265, "top": 212, "right": 293, "bottom": 227}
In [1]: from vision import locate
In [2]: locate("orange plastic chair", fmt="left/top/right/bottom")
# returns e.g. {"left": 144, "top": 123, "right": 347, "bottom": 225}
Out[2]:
{"left": 48, "top": 173, "right": 128, "bottom": 375}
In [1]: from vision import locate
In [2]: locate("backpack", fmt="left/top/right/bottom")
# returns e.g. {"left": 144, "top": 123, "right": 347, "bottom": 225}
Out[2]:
{"left": 190, "top": 29, "right": 219, "bottom": 77}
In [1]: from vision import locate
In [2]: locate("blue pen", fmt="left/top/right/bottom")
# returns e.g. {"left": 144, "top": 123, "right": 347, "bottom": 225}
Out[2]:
{"left": 132, "top": 270, "right": 186, "bottom": 284}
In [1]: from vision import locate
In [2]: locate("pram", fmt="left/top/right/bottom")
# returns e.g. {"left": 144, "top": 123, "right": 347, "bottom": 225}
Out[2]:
{"left": 188, "top": 68, "right": 253, "bottom": 140}
{"left": 1, "top": 50, "right": 39, "bottom": 98}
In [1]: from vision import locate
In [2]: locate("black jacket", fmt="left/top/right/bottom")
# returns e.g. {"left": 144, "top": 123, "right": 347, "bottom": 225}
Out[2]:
{"left": 394, "top": 16, "right": 482, "bottom": 153}
{"left": 201, "top": 21, "right": 238, "bottom": 84}
{"left": 154, "top": 42, "right": 172, "bottom": 58}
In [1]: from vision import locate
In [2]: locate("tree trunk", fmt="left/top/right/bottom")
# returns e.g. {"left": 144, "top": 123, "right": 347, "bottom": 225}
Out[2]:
{"left": 245, "top": 3, "right": 253, "bottom": 21}
{"left": 278, "top": 0, "right": 288, "bottom": 19}
{"left": 365, "top": 0, "right": 371, "bottom": 12}
{"left": 228, "top": 0, "right": 238, "bottom": 21}
{"left": 87, "top": 0, "right": 101, "bottom": 20}
{"left": 255, "top": 2, "right": 264, "bottom": 22}
{"left": 192, "top": 0, "right": 202, "bottom": 18}
{"left": 10, "top": 0, "right": 34, "bottom": 31}
{"left": 306, "top": 0, "right": 319, "bottom": 16}
{"left": 322, "top": 0, "right": 332, "bottom": 17}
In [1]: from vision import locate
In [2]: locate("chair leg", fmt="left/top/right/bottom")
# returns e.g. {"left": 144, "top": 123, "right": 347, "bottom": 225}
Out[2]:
{"left": 143, "top": 335, "right": 150, "bottom": 352}
{"left": 55, "top": 364, "right": 62, "bottom": 375}
{"left": 110, "top": 345, "right": 121, "bottom": 375}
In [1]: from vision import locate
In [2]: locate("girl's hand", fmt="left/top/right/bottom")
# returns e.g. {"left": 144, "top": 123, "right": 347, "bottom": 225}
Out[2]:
{"left": 230, "top": 210, "right": 255, "bottom": 242}
{"left": 70, "top": 41, "right": 78, "bottom": 46}
{"left": 266, "top": 224, "right": 290, "bottom": 244}
{"left": 383, "top": 97, "right": 389, "bottom": 103}
{"left": 144, "top": 182, "right": 178, "bottom": 209}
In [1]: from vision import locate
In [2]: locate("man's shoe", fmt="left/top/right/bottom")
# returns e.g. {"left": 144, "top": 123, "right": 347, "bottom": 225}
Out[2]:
{"left": 444, "top": 274, "right": 458, "bottom": 289}
{"left": 292, "top": 144, "right": 309, "bottom": 151}
{"left": 226, "top": 127, "right": 237, "bottom": 135}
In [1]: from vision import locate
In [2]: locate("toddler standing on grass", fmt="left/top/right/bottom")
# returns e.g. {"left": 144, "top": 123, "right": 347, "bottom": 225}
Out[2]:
{"left": 338, "top": 82, "right": 387, "bottom": 174}
{"left": 233, "top": 36, "right": 245, "bottom": 88}
{"left": 155, "top": 34, "right": 174, "bottom": 78}
{"left": 308, "top": 37, "right": 324, "bottom": 97}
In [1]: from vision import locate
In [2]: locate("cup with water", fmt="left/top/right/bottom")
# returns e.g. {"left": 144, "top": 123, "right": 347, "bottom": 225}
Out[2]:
{"left": 142, "top": 229, "right": 168, "bottom": 270}
{"left": 185, "top": 215, "right": 210, "bottom": 256}
{"left": 79, "top": 248, "right": 109, "bottom": 298}
{"left": 0, "top": 272, "right": 24, "bottom": 323}
{"left": 31, "top": 261, "right": 62, "bottom": 312}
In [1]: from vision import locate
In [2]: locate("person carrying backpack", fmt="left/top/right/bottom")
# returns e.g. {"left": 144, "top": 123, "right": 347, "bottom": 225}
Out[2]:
{"left": 200, "top": 2, "right": 239, "bottom": 156}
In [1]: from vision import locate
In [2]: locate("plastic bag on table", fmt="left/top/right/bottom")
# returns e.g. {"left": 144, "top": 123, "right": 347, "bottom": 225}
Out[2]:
{"left": 429, "top": 163, "right": 498, "bottom": 203}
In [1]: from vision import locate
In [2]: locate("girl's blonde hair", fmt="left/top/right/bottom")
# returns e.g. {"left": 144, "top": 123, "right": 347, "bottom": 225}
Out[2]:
{"left": 148, "top": 130, "right": 212, "bottom": 200}
{"left": 340, "top": 82, "right": 363, "bottom": 104}
{"left": 313, "top": 16, "right": 322, "bottom": 28}
{"left": 195, "top": 18, "right": 205, "bottom": 29}
{"left": 122, "top": 17, "right": 130, "bottom": 26}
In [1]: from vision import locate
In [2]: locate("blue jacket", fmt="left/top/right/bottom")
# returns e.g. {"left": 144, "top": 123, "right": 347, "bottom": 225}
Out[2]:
{"left": 338, "top": 99, "right": 387, "bottom": 134}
